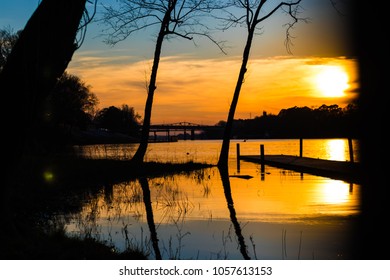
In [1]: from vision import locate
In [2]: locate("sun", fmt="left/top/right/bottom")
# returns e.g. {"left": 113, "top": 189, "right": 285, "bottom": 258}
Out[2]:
{"left": 315, "top": 66, "right": 349, "bottom": 98}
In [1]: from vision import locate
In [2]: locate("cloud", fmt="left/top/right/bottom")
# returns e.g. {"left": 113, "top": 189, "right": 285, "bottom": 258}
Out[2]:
{"left": 67, "top": 54, "right": 359, "bottom": 125}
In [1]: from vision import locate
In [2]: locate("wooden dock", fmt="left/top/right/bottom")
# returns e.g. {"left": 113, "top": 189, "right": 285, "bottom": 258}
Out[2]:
{"left": 239, "top": 154, "right": 361, "bottom": 184}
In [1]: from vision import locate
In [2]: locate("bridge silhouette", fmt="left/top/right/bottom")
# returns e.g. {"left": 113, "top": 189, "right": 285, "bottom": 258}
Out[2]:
{"left": 149, "top": 122, "right": 222, "bottom": 141}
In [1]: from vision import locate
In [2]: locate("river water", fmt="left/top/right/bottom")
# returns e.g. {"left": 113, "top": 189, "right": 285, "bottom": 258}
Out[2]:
{"left": 65, "top": 138, "right": 361, "bottom": 260}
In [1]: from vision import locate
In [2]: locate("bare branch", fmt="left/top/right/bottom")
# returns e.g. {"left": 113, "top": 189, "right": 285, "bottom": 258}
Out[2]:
{"left": 100, "top": 0, "right": 225, "bottom": 50}
{"left": 75, "top": 0, "right": 98, "bottom": 49}
{"left": 282, "top": 3, "right": 309, "bottom": 54}
{"left": 329, "top": 0, "right": 350, "bottom": 16}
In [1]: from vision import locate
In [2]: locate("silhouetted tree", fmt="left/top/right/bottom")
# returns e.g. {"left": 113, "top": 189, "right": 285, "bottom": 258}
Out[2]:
{"left": 210, "top": 103, "right": 359, "bottom": 139}
{"left": 94, "top": 105, "right": 141, "bottom": 136}
{"left": 217, "top": 0, "right": 304, "bottom": 169}
{"left": 0, "top": 26, "right": 22, "bottom": 72}
{"left": 47, "top": 71, "right": 99, "bottom": 131}
{"left": 101, "top": 0, "right": 226, "bottom": 163}
{"left": 0, "top": 0, "right": 92, "bottom": 160}
{"left": 0, "top": 0, "right": 93, "bottom": 243}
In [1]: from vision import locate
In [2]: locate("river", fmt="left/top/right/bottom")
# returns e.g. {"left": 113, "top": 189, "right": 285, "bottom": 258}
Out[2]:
{"left": 65, "top": 138, "right": 361, "bottom": 260}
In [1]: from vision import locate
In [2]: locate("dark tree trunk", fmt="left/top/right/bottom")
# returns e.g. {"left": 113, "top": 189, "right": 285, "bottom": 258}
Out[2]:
{"left": 218, "top": 30, "right": 255, "bottom": 169}
{"left": 1, "top": 0, "right": 87, "bottom": 170}
{"left": 131, "top": 30, "right": 165, "bottom": 163}
{"left": 131, "top": 3, "right": 175, "bottom": 163}
{"left": 0, "top": 0, "right": 87, "bottom": 248}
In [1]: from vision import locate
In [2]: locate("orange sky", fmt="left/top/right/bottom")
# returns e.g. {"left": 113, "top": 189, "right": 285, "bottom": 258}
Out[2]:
{"left": 66, "top": 0, "right": 358, "bottom": 125}
{"left": 1, "top": 0, "right": 358, "bottom": 125}
{"left": 68, "top": 54, "right": 359, "bottom": 125}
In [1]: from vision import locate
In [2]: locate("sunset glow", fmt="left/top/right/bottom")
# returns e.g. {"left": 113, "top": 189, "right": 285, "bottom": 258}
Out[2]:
{"left": 68, "top": 55, "right": 359, "bottom": 125}
{"left": 315, "top": 66, "right": 349, "bottom": 98}
{"left": 1, "top": 0, "right": 359, "bottom": 125}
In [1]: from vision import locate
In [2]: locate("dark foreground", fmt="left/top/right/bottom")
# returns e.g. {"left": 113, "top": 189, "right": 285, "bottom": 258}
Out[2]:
{"left": 1, "top": 154, "right": 213, "bottom": 259}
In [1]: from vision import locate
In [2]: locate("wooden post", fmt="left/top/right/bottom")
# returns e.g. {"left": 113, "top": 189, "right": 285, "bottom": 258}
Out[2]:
{"left": 236, "top": 143, "right": 240, "bottom": 172}
{"left": 299, "top": 138, "right": 303, "bottom": 157}
{"left": 260, "top": 144, "right": 265, "bottom": 174}
{"left": 348, "top": 138, "right": 354, "bottom": 163}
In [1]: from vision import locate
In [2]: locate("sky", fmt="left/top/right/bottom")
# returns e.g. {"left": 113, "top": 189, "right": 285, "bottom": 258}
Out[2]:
{"left": 0, "top": 0, "right": 359, "bottom": 125}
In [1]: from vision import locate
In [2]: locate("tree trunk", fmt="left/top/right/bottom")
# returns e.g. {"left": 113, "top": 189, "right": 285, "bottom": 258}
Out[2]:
{"left": 1, "top": 0, "right": 87, "bottom": 167}
{"left": 131, "top": 4, "right": 175, "bottom": 163}
{"left": 0, "top": 0, "right": 87, "bottom": 247}
{"left": 131, "top": 31, "right": 164, "bottom": 163}
{"left": 218, "top": 30, "right": 255, "bottom": 169}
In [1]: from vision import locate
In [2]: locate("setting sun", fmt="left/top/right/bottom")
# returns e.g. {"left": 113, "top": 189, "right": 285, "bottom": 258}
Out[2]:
{"left": 315, "top": 66, "right": 349, "bottom": 98}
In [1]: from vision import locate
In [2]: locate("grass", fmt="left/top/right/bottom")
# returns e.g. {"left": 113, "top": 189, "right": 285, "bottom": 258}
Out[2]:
{"left": 2, "top": 152, "right": 214, "bottom": 260}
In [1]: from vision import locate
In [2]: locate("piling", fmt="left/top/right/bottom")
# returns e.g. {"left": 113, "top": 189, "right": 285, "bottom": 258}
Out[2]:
{"left": 260, "top": 144, "right": 265, "bottom": 173}
{"left": 348, "top": 138, "right": 354, "bottom": 163}
{"left": 236, "top": 143, "right": 240, "bottom": 171}
{"left": 299, "top": 138, "right": 303, "bottom": 157}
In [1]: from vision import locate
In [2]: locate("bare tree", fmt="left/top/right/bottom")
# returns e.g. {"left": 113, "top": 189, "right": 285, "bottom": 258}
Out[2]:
{"left": 101, "top": 0, "right": 226, "bottom": 163}
{"left": 217, "top": 0, "right": 305, "bottom": 169}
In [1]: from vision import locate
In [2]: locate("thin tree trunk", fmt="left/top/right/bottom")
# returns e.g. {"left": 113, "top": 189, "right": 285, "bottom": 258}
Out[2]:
{"left": 131, "top": 3, "right": 175, "bottom": 163}
{"left": 131, "top": 31, "right": 164, "bottom": 163}
{"left": 218, "top": 30, "right": 255, "bottom": 169}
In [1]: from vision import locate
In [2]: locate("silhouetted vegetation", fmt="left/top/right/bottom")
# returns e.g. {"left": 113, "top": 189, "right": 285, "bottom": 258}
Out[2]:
{"left": 1, "top": 1, "right": 378, "bottom": 260}
{"left": 0, "top": 26, "right": 22, "bottom": 72}
{"left": 94, "top": 104, "right": 141, "bottom": 137}
{"left": 206, "top": 103, "right": 360, "bottom": 140}
{"left": 0, "top": 1, "right": 150, "bottom": 260}
{"left": 2, "top": 152, "right": 211, "bottom": 259}
{"left": 101, "top": 0, "right": 226, "bottom": 163}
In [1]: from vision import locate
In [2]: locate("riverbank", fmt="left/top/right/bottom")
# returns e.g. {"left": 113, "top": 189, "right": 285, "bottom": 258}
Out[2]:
{"left": 2, "top": 154, "right": 213, "bottom": 259}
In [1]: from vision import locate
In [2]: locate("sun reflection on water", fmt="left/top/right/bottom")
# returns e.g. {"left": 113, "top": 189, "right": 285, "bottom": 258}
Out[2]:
{"left": 319, "top": 180, "right": 351, "bottom": 205}
{"left": 65, "top": 140, "right": 361, "bottom": 259}
{"left": 327, "top": 139, "right": 346, "bottom": 161}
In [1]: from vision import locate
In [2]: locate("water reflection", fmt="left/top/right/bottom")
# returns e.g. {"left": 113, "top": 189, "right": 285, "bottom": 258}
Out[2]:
{"left": 74, "top": 139, "right": 361, "bottom": 164}
{"left": 320, "top": 180, "right": 351, "bottom": 205}
{"left": 65, "top": 160, "right": 360, "bottom": 259}
{"left": 219, "top": 167, "right": 251, "bottom": 260}
{"left": 327, "top": 139, "right": 346, "bottom": 161}
{"left": 139, "top": 177, "right": 162, "bottom": 259}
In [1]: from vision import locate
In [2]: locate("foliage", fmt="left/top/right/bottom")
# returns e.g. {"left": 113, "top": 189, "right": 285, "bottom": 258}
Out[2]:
{"left": 214, "top": 103, "right": 361, "bottom": 139}
{"left": 0, "top": 26, "right": 22, "bottom": 71}
{"left": 94, "top": 104, "right": 141, "bottom": 136}
{"left": 47, "top": 71, "right": 99, "bottom": 130}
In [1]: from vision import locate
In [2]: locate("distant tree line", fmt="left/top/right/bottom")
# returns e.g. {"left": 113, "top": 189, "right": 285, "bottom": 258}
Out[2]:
{"left": 1, "top": 26, "right": 142, "bottom": 149}
{"left": 27, "top": 71, "right": 142, "bottom": 149}
{"left": 209, "top": 103, "right": 360, "bottom": 139}
{"left": 1, "top": 22, "right": 360, "bottom": 150}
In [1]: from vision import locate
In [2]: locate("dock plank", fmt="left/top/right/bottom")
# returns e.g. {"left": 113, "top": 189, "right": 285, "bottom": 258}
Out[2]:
{"left": 240, "top": 155, "right": 361, "bottom": 183}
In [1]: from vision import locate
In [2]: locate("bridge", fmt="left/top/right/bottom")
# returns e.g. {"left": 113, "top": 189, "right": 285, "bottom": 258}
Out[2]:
{"left": 149, "top": 122, "right": 222, "bottom": 141}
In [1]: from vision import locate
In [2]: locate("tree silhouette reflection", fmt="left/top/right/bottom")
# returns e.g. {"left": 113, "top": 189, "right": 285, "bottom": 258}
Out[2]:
{"left": 139, "top": 177, "right": 162, "bottom": 260}
{"left": 218, "top": 167, "right": 251, "bottom": 260}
